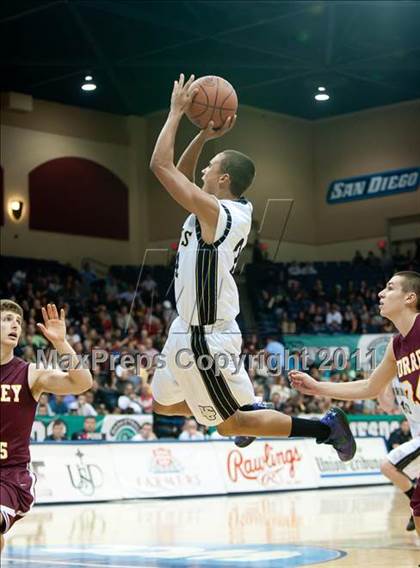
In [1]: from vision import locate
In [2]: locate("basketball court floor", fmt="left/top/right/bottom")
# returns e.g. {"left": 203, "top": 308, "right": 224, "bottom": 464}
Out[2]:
{"left": 2, "top": 486, "right": 418, "bottom": 567}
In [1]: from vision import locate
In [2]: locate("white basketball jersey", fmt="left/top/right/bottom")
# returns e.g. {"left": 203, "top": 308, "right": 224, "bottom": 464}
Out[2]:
{"left": 391, "top": 377, "right": 420, "bottom": 437}
{"left": 174, "top": 197, "right": 252, "bottom": 326}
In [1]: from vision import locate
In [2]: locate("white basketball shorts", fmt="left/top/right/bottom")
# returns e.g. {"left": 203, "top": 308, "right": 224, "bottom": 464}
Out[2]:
{"left": 387, "top": 437, "right": 420, "bottom": 480}
{"left": 152, "top": 316, "right": 255, "bottom": 426}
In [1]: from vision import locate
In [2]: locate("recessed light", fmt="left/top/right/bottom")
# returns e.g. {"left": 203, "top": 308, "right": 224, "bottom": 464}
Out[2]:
{"left": 315, "top": 93, "right": 330, "bottom": 101}
{"left": 81, "top": 83, "right": 97, "bottom": 92}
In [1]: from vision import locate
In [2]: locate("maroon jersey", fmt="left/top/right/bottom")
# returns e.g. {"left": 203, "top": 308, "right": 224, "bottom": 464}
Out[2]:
{"left": 393, "top": 313, "right": 420, "bottom": 407}
{"left": 0, "top": 357, "right": 37, "bottom": 468}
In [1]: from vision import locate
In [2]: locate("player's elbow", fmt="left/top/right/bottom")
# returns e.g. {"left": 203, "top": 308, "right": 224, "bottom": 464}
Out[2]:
{"left": 150, "top": 154, "right": 169, "bottom": 173}
{"left": 72, "top": 373, "right": 93, "bottom": 394}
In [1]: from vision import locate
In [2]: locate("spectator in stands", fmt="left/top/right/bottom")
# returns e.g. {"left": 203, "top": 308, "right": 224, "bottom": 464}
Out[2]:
{"left": 49, "top": 394, "right": 69, "bottom": 415}
{"left": 131, "top": 422, "right": 157, "bottom": 441}
{"left": 37, "top": 393, "right": 54, "bottom": 416}
{"left": 71, "top": 416, "right": 104, "bottom": 441}
{"left": 118, "top": 383, "right": 143, "bottom": 414}
{"left": 352, "top": 250, "right": 364, "bottom": 265}
{"left": 45, "top": 419, "right": 68, "bottom": 441}
{"left": 386, "top": 420, "right": 412, "bottom": 452}
{"left": 72, "top": 394, "right": 98, "bottom": 417}
{"left": 80, "top": 261, "right": 97, "bottom": 288}
{"left": 139, "top": 384, "right": 154, "bottom": 414}
{"left": 37, "top": 404, "right": 49, "bottom": 416}
{"left": 326, "top": 304, "right": 343, "bottom": 332}
{"left": 178, "top": 419, "right": 205, "bottom": 441}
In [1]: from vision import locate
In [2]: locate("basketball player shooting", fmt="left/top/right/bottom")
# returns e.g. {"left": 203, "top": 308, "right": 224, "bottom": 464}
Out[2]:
{"left": 289, "top": 271, "right": 420, "bottom": 535}
{"left": 0, "top": 300, "right": 93, "bottom": 552}
{"left": 149, "top": 73, "right": 356, "bottom": 464}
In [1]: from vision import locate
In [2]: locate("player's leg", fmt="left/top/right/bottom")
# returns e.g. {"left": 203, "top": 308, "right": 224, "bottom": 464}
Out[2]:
{"left": 217, "top": 406, "right": 355, "bottom": 461}
{"left": 380, "top": 459, "right": 413, "bottom": 491}
{"left": 0, "top": 513, "right": 5, "bottom": 553}
{"left": 411, "top": 478, "right": 420, "bottom": 536}
{"left": 153, "top": 400, "right": 192, "bottom": 416}
{"left": 383, "top": 438, "right": 420, "bottom": 530}
{"left": 151, "top": 321, "right": 189, "bottom": 416}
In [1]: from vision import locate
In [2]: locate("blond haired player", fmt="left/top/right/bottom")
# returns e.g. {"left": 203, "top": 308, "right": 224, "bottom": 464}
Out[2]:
{"left": 0, "top": 300, "right": 93, "bottom": 552}
{"left": 290, "top": 271, "right": 420, "bottom": 535}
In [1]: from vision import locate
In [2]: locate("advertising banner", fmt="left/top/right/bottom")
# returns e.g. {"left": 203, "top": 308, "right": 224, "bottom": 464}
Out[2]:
{"left": 30, "top": 443, "right": 121, "bottom": 503}
{"left": 309, "top": 437, "right": 388, "bottom": 487}
{"left": 29, "top": 437, "right": 389, "bottom": 504}
{"left": 31, "top": 414, "right": 154, "bottom": 441}
{"left": 214, "top": 439, "right": 319, "bottom": 493}
{"left": 326, "top": 167, "right": 419, "bottom": 204}
{"left": 111, "top": 441, "right": 225, "bottom": 498}
{"left": 283, "top": 333, "right": 391, "bottom": 371}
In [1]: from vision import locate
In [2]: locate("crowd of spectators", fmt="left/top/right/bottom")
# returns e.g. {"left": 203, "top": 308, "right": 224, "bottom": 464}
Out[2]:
{"left": 1, "top": 249, "right": 416, "bottom": 440}
{"left": 250, "top": 245, "right": 419, "bottom": 336}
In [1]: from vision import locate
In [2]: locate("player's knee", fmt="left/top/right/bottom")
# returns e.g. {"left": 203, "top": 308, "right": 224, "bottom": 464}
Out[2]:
{"left": 380, "top": 459, "right": 394, "bottom": 477}
{"left": 153, "top": 400, "right": 171, "bottom": 415}
{"left": 217, "top": 414, "right": 238, "bottom": 436}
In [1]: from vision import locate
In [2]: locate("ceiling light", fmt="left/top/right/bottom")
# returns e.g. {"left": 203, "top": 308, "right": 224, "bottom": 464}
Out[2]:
{"left": 315, "top": 93, "right": 330, "bottom": 101}
{"left": 317, "top": 86, "right": 326, "bottom": 92}
{"left": 81, "top": 75, "right": 97, "bottom": 92}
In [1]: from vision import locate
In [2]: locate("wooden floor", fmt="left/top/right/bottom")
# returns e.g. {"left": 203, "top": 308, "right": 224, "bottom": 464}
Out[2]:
{"left": 2, "top": 486, "right": 419, "bottom": 567}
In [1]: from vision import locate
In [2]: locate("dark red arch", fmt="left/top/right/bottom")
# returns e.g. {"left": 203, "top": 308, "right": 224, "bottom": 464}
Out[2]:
{"left": 29, "top": 157, "right": 129, "bottom": 240}
{"left": 0, "top": 166, "right": 4, "bottom": 226}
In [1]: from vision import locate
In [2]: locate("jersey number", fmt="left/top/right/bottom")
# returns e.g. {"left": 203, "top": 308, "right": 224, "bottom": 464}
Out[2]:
{"left": 230, "top": 238, "right": 245, "bottom": 275}
{"left": 0, "top": 441, "right": 8, "bottom": 460}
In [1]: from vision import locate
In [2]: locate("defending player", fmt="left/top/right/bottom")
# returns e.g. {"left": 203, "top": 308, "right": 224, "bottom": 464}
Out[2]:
{"left": 378, "top": 382, "right": 418, "bottom": 531}
{"left": 289, "top": 271, "right": 420, "bottom": 535}
{"left": 0, "top": 300, "right": 93, "bottom": 552}
{"left": 149, "top": 73, "right": 355, "bottom": 463}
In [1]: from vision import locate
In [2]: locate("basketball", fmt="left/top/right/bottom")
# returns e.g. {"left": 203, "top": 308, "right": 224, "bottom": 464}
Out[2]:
{"left": 186, "top": 75, "right": 238, "bottom": 130}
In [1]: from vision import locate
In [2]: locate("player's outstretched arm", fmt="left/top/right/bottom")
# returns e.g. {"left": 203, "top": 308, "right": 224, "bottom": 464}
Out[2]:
{"left": 29, "top": 304, "right": 93, "bottom": 399}
{"left": 177, "top": 116, "right": 236, "bottom": 182}
{"left": 150, "top": 74, "right": 219, "bottom": 225}
{"left": 289, "top": 341, "right": 396, "bottom": 401}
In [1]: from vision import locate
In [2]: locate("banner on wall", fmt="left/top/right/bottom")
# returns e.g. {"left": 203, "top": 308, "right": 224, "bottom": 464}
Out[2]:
{"left": 214, "top": 439, "right": 319, "bottom": 493}
{"left": 111, "top": 442, "right": 226, "bottom": 499}
{"left": 327, "top": 167, "right": 419, "bottom": 204}
{"left": 309, "top": 437, "right": 387, "bottom": 487}
{"left": 283, "top": 333, "right": 391, "bottom": 371}
{"left": 31, "top": 414, "right": 153, "bottom": 441}
{"left": 30, "top": 437, "right": 389, "bottom": 504}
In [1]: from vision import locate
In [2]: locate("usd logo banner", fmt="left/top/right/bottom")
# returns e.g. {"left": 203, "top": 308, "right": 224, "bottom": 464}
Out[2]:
{"left": 327, "top": 167, "right": 419, "bottom": 204}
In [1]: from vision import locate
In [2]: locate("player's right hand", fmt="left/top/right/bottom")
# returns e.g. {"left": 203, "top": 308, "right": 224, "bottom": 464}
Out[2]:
{"left": 288, "top": 371, "right": 321, "bottom": 396}
{"left": 200, "top": 115, "right": 237, "bottom": 140}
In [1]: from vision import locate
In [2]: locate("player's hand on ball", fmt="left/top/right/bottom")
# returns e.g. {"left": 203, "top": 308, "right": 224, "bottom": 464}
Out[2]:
{"left": 288, "top": 371, "right": 321, "bottom": 396}
{"left": 200, "top": 115, "right": 237, "bottom": 140}
{"left": 36, "top": 304, "right": 67, "bottom": 345}
{"left": 171, "top": 73, "right": 198, "bottom": 115}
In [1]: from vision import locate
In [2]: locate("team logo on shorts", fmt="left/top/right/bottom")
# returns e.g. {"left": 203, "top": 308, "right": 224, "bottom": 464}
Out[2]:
{"left": 199, "top": 405, "right": 217, "bottom": 421}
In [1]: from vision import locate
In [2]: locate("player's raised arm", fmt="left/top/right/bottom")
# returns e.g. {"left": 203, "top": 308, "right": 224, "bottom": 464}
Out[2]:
{"left": 177, "top": 116, "right": 236, "bottom": 182}
{"left": 29, "top": 304, "right": 92, "bottom": 399}
{"left": 149, "top": 73, "right": 219, "bottom": 226}
{"left": 289, "top": 341, "right": 397, "bottom": 400}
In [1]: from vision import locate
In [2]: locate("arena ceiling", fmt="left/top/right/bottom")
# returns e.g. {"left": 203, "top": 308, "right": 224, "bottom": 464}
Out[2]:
{"left": 1, "top": 0, "right": 420, "bottom": 120}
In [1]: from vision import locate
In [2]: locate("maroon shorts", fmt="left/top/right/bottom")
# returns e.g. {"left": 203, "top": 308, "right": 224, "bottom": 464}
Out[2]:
{"left": 411, "top": 477, "right": 420, "bottom": 518}
{"left": 0, "top": 466, "right": 36, "bottom": 534}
